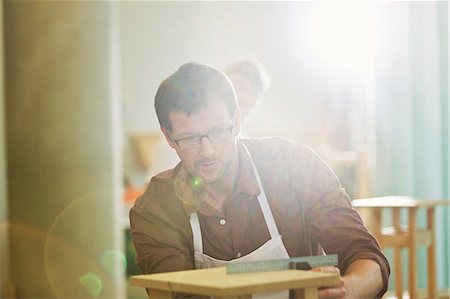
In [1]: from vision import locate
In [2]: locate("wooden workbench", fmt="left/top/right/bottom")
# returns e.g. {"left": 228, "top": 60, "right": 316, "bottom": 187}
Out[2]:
{"left": 130, "top": 267, "right": 340, "bottom": 299}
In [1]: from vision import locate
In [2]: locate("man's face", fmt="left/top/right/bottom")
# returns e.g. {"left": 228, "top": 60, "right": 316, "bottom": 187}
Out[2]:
{"left": 163, "top": 99, "right": 240, "bottom": 184}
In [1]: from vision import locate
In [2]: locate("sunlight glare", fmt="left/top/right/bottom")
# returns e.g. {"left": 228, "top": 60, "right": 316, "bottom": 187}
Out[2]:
{"left": 307, "top": 3, "right": 379, "bottom": 73}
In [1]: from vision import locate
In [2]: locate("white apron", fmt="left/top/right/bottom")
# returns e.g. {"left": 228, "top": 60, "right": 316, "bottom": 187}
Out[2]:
{"left": 190, "top": 144, "right": 290, "bottom": 299}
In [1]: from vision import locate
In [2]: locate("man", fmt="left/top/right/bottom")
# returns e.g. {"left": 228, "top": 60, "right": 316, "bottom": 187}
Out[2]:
{"left": 225, "top": 59, "right": 270, "bottom": 122}
{"left": 130, "top": 62, "right": 390, "bottom": 298}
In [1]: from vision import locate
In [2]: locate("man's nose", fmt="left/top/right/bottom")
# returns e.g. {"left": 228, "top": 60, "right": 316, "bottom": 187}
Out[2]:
{"left": 198, "top": 136, "right": 214, "bottom": 157}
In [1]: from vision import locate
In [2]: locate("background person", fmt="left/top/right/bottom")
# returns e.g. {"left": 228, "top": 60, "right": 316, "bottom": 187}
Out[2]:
{"left": 225, "top": 59, "right": 270, "bottom": 130}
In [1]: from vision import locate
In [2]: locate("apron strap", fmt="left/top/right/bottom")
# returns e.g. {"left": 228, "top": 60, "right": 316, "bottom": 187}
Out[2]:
{"left": 189, "top": 142, "right": 283, "bottom": 255}
{"left": 241, "top": 143, "right": 281, "bottom": 239}
{"left": 190, "top": 212, "right": 203, "bottom": 253}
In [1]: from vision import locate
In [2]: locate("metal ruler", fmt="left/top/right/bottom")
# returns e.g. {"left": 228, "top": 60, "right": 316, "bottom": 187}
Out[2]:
{"left": 226, "top": 254, "right": 338, "bottom": 274}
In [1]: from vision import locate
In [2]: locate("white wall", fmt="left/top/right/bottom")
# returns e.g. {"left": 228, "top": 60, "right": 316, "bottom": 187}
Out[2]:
{"left": 118, "top": 2, "right": 371, "bottom": 149}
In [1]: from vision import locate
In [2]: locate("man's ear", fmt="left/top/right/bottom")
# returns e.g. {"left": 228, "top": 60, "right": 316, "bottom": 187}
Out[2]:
{"left": 161, "top": 127, "right": 176, "bottom": 149}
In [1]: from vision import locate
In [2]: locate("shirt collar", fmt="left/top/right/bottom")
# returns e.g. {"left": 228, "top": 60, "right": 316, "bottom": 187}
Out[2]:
{"left": 174, "top": 140, "right": 260, "bottom": 216}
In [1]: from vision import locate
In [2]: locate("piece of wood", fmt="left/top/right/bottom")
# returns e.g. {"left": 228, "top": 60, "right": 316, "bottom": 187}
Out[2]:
{"left": 147, "top": 289, "right": 173, "bottom": 299}
{"left": 352, "top": 196, "right": 450, "bottom": 208}
{"left": 393, "top": 208, "right": 403, "bottom": 299}
{"left": 428, "top": 207, "right": 437, "bottom": 299}
{"left": 292, "top": 286, "right": 318, "bottom": 299}
{"left": 372, "top": 207, "right": 382, "bottom": 241}
{"left": 380, "top": 227, "right": 431, "bottom": 247}
{"left": 216, "top": 296, "right": 251, "bottom": 299}
{"left": 130, "top": 267, "right": 339, "bottom": 298}
{"left": 409, "top": 207, "right": 418, "bottom": 299}
{"left": 379, "top": 227, "right": 408, "bottom": 247}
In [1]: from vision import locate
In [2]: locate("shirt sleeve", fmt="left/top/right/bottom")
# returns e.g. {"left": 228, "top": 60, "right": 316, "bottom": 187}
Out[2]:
{"left": 292, "top": 144, "right": 390, "bottom": 298}
{"left": 130, "top": 195, "right": 205, "bottom": 299}
{"left": 129, "top": 205, "right": 194, "bottom": 274}
{"left": 130, "top": 190, "right": 213, "bottom": 299}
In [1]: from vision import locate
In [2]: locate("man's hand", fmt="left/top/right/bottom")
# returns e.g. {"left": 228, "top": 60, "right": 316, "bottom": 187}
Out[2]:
{"left": 312, "top": 259, "right": 383, "bottom": 299}
{"left": 312, "top": 266, "right": 346, "bottom": 299}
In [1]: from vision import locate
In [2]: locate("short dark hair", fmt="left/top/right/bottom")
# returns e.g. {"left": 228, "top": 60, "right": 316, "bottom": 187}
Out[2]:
{"left": 155, "top": 62, "right": 238, "bottom": 132}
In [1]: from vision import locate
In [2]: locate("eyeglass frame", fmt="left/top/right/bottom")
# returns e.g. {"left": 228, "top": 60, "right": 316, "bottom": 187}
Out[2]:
{"left": 169, "top": 124, "right": 234, "bottom": 150}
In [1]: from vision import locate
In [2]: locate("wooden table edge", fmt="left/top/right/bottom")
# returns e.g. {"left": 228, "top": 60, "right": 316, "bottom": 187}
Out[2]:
{"left": 130, "top": 270, "right": 340, "bottom": 297}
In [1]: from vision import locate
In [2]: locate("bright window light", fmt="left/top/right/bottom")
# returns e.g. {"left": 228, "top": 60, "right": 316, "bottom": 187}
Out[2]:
{"left": 307, "top": 3, "right": 379, "bottom": 73}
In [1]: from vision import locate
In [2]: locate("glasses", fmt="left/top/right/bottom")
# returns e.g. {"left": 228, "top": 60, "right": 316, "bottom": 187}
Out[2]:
{"left": 171, "top": 125, "right": 234, "bottom": 150}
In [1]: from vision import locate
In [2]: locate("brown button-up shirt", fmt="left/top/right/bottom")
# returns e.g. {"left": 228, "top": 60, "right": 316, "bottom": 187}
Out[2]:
{"left": 130, "top": 137, "right": 390, "bottom": 297}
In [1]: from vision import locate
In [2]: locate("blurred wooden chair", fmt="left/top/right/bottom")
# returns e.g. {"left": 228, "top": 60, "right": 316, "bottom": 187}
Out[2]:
{"left": 352, "top": 196, "right": 450, "bottom": 299}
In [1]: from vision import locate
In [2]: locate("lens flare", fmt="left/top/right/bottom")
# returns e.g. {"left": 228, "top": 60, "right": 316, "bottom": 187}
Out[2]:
{"left": 192, "top": 177, "right": 202, "bottom": 188}
{"left": 100, "top": 250, "right": 127, "bottom": 276}
{"left": 78, "top": 274, "right": 102, "bottom": 297}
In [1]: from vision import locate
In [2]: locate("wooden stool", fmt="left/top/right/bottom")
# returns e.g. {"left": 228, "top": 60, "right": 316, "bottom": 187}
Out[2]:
{"left": 352, "top": 196, "right": 450, "bottom": 299}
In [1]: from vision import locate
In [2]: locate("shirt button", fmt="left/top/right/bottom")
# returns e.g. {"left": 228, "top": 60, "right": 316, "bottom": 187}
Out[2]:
{"left": 219, "top": 219, "right": 226, "bottom": 225}
{"left": 236, "top": 252, "right": 242, "bottom": 258}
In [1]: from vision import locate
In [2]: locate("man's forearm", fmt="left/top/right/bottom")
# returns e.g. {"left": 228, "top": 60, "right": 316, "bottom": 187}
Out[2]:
{"left": 343, "top": 259, "right": 383, "bottom": 299}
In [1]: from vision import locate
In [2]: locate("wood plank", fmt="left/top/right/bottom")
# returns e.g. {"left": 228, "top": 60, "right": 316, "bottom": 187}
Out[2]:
{"left": 380, "top": 228, "right": 431, "bottom": 247}
{"left": 147, "top": 289, "right": 172, "bottom": 299}
{"left": 292, "top": 287, "right": 318, "bottom": 299}
{"left": 380, "top": 230, "right": 408, "bottom": 247}
{"left": 428, "top": 207, "right": 437, "bottom": 299}
{"left": 393, "top": 208, "right": 403, "bottom": 299}
{"left": 130, "top": 267, "right": 339, "bottom": 297}
{"left": 372, "top": 208, "right": 382, "bottom": 241}
{"left": 352, "top": 196, "right": 450, "bottom": 208}
{"left": 216, "top": 296, "right": 251, "bottom": 299}
{"left": 409, "top": 208, "right": 418, "bottom": 299}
